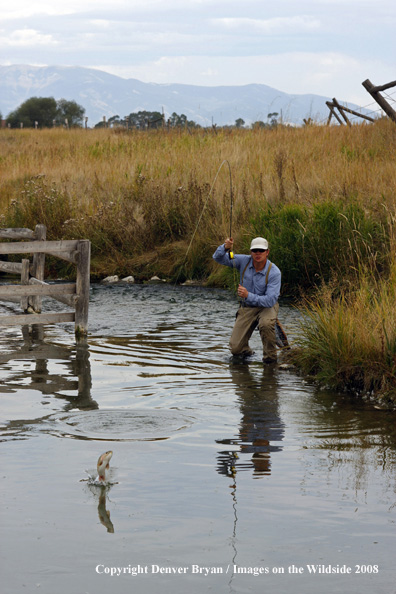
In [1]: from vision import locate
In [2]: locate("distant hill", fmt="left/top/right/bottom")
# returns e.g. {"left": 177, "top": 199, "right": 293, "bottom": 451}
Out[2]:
{"left": 0, "top": 64, "right": 364, "bottom": 127}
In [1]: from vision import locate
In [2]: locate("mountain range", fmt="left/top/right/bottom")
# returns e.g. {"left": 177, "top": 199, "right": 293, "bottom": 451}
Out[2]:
{"left": 0, "top": 64, "right": 364, "bottom": 127}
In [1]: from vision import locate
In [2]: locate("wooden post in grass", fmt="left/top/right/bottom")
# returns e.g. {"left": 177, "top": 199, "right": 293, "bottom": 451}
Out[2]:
{"left": 332, "top": 98, "right": 351, "bottom": 126}
{"left": 362, "top": 79, "right": 396, "bottom": 123}
{"left": 326, "top": 101, "right": 344, "bottom": 125}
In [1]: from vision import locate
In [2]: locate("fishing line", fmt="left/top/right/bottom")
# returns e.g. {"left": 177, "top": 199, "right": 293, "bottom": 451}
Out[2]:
{"left": 174, "top": 159, "right": 233, "bottom": 285}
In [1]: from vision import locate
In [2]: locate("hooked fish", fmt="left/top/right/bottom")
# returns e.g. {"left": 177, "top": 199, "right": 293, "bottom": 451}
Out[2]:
{"left": 97, "top": 450, "right": 113, "bottom": 483}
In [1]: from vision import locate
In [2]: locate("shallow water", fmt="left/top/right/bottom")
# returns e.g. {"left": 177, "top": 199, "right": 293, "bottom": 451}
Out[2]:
{"left": 1, "top": 283, "right": 395, "bottom": 594}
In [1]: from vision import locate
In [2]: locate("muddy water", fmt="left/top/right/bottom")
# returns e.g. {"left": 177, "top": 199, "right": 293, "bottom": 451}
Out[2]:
{"left": 1, "top": 284, "right": 395, "bottom": 594}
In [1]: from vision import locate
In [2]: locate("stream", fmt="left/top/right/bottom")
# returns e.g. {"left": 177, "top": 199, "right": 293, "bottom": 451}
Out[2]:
{"left": 1, "top": 283, "right": 395, "bottom": 594}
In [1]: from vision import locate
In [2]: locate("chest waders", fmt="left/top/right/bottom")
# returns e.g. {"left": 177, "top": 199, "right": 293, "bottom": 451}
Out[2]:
{"left": 239, "top": 260, "right": 290, "bottom": 350}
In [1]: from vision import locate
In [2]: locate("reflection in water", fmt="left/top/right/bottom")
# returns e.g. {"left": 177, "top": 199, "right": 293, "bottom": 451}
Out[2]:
{"left": 0, "top": 325, "right": 97, "bottom": 442}
{"left": 295, "top": 388, "right": 396, "bottom": 501}
{"left": 217, "top": 363, "right": 284, "bottom": 478}
{"left": 216, "top": 363, "right": 285, "bottom": 591}
{"left": 85, "top": 484, "right": 115, "bottom": 533}
{"left": 97, "top": 488, "right": 115, "bottom": 533}
{"left": 0, "top": 325, "right": 96, "bottom": 411}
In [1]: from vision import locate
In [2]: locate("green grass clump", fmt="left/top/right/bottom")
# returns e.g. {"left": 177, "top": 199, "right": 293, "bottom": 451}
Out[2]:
{"left": 290, "top": 256, "right": 396, "bottom": 405}
{"left": 249, "top": 200, "right": 389, "bottom": 293}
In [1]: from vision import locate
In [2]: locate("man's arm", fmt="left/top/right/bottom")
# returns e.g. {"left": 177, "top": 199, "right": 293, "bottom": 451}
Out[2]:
{"left": 213, "top": 240, "right": 234, "bottom": 267}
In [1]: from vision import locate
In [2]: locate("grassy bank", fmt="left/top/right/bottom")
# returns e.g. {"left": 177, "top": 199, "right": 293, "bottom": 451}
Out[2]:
{"left": 0, "top": 122, "right": 395, "bottom": 403}
{"left": 288, "top": 250, "right": 396, "bottom": 407}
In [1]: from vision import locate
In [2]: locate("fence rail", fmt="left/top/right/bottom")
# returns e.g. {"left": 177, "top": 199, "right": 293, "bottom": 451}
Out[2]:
{"left": 0, "top": 225, "right": 90, "bottom": 335}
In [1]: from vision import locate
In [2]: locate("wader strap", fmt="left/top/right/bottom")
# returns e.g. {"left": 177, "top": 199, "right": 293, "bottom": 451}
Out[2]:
{"left": 241, "top": 259, "right": 251, "bottom": 285}
{"left": 241, "top": 260, "right": 272, "bottom": 287}
{"left": 265, "top": 262, "right": 272, "bottom": 286}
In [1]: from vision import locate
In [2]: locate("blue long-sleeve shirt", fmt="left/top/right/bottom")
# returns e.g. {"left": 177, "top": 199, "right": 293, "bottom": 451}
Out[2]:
{"left": 213, "top": 243, "right": 281, "bottom": 308}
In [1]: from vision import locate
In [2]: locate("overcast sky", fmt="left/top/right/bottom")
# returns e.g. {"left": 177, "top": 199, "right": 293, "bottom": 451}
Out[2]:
{"left": 1, "top": 0, "right": 395, "bottom": 106}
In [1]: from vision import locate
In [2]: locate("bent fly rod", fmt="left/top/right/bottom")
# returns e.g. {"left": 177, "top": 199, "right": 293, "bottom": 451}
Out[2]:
{"left": 174, "top": 159, "right": 234, "bottom": 283}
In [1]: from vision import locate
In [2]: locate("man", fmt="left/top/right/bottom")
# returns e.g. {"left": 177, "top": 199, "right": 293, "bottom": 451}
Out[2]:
{"left": 213, "top": 236, "right": 281, "bottom": 363}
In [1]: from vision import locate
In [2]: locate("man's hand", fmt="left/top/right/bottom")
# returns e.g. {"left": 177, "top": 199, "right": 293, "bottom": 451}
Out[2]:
{"left": 237, "top": 284, "right": 248, "bottom": 299}
{"left": 224, "top": 237, "right": 234, "bottom": 251}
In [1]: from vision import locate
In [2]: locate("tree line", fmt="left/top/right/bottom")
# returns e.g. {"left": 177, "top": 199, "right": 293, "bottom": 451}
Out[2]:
{"left": 97, "top": 111, "right": 201, "bottom": 129}
{"left": 5, "top": 97, "right": 86, "bottom": 128}
{"left": 2, "top": 96, "right": 280, "bottom": 129}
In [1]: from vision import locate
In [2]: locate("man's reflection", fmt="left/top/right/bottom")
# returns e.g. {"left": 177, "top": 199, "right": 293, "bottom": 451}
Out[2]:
{"left": 217, "top": 363, "right": 285, "bottom": 478}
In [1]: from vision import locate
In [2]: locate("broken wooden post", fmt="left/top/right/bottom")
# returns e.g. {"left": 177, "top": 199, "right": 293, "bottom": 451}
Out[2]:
{"left": 75, "top": 239, "right": 91, "bottom": 337}
{"left": 332, "top": 98, "right": 351, "bottom": 126}
{"left": 362, "top": 79, "right": 396, "bottom": 123}
{"left": 326, "top": 101, "right": 344, "bottom": 125}
{"left": 336, "top": 104, "right": 374, "bottom": 122}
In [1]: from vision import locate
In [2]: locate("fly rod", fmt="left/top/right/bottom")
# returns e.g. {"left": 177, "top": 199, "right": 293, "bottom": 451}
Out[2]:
{"left": 174, "top": 159, "right": 234, "bottom": 284}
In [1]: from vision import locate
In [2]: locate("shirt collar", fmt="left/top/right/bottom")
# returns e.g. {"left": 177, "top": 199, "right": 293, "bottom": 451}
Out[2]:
{"left": 249, "top": 258, "right": 270, "bottom": 275}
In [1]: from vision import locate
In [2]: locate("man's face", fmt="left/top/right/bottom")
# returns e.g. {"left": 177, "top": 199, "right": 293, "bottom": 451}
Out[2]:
{"left": 250, "top": 248, "right": 269, "bottom": 266}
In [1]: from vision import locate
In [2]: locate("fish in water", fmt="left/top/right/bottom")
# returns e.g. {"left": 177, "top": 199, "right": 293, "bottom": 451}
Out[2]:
{"left": 97, "top": 450, "right": 113, "bottom": 483}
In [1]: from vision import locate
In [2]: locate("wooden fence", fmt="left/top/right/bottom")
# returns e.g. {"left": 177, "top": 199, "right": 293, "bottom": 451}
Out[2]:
{"left": 0, "top": 225, "right": 90, "bottom": 336}
{"left": 327, "top": 78, "right": 396, "bottom": 126}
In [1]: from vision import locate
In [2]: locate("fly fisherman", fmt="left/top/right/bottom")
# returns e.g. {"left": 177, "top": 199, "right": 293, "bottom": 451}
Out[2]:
{"left": 213, "top": 237, "right": 281, "bottom": 363}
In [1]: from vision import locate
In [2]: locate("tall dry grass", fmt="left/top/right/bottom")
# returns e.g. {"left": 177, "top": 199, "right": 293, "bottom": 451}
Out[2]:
{"left": 1, "top": 121, "right": 395, "bottom": 208}
{"left": 1, "top": 121, "right": 395, "bottom": 282}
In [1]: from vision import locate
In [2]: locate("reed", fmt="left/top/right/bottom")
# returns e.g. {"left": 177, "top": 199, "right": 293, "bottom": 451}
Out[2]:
{"left": 1, "top": 121, "right": 395, "bottom": 282}
{"left": 290, "top": 246, "right": 396, "bottom": 405}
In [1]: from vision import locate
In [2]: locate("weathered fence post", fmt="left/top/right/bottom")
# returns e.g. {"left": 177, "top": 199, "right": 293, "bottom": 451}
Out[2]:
{"left": 332, "top": 98, "right": 351, "bottom": 126}
{"left": 362, "top": 79, "right": 396, "bottom": 123}
{"left": 326, "top": 101, "right": 344, "bottom": 125}
{"left": 75, "top": 240, "right": 91, "bottom": 336}
{"left": 30, "top": 224, "right": 46, "bottom": 313}
{"left": 21, "top": 259, "right": 30, "bottom": 311}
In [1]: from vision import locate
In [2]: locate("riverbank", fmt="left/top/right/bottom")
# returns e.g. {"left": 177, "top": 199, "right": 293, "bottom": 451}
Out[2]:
{"left": 287, "top": 258, "right": 396, "bottom": 408}
{"left": 0, "top": 122, "right": 395, "bottom": 404}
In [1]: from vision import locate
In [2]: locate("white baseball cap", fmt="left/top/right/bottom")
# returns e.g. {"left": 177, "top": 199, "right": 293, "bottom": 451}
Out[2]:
{"left": 250, "top": 237, "right": 269, "bottom": 250}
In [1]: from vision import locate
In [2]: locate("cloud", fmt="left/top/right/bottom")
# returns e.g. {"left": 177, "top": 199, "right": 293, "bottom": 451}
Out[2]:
{"left": 0, "top": 29, "right": 57, "bottom": 47}
{"left": 1, "top": 0, "right": 213, "bottom": 20}
{"left": 2, "top": 1, "right": 127, "bottom": 19}
{"left": 211, "top": 16, "right": 321, "bottom": 35}
{"left": 89, "top": 20, "right": 112, "bottom": 29}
